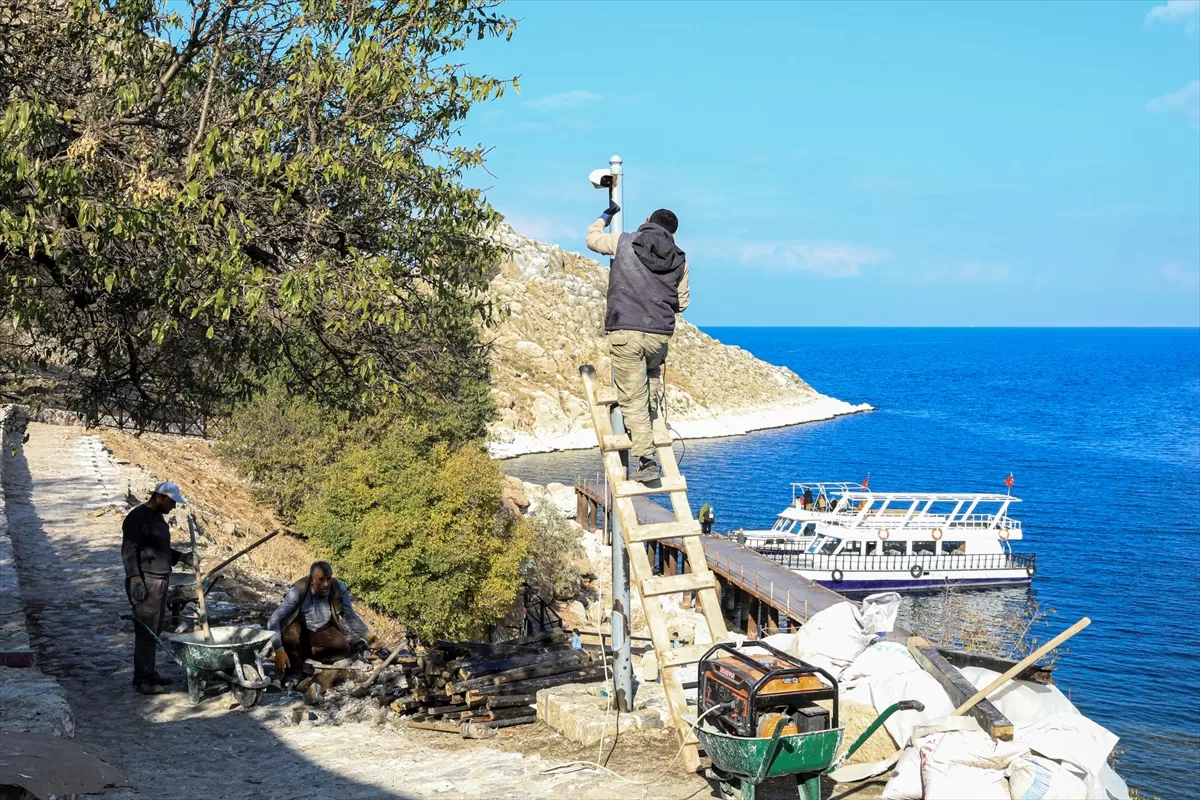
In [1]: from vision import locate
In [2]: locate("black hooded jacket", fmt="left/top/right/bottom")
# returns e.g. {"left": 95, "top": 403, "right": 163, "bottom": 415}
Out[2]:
{"left": 604, "top": 222, "right": 687, "bottom": 335}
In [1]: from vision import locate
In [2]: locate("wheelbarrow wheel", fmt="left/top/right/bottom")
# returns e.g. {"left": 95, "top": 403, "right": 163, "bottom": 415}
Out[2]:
{"left": 231, "top": 662, "right": 264, "bottom": 708}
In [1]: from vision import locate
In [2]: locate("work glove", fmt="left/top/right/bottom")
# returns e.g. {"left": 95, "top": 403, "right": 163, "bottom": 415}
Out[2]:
{"left": 273, "top": 650, "right": 290, "bottom": 673}
{"left": 365, "top": 633, "right": 379, "bottom": 650}
{"left": 129, "top": 577, "right": 149, "bottom": 603}
{"left": 599, "top": 201, "right": 620, "bottom": 226}
{"left": 178, "top": 551, "right": 195, "bottom": 570}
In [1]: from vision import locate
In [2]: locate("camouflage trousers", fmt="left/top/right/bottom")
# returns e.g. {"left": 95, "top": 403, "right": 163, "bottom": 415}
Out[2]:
{"left": 608, "top": 329, "right": 670, "bottom": 459}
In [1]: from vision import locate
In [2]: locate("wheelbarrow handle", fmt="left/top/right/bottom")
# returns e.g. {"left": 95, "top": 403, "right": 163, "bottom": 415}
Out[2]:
{"left": 752, "top": 714, "right": 789, "bottom": 785}
{"left": 826, "top": 699, "right": 925, "bottom": 774}
{"left": 121, "top": 613, "right": 179, "bottom": 661}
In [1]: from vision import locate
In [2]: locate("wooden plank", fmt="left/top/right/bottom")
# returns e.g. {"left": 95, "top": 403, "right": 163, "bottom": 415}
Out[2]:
{"left": 614, "top": 475, "right": 687, "bottom": 498}
{"left": 938, "top": 648, "right": 1054, "bottom": 685}
{"left": 601, "top": 434, "right": 633, "bottom": 452}
{"left": 626, "top": 520, "right": 702, "bottom": 544}
{"left": 660, "top": 642, "right": 713, "bottom": 669}
{"left": 907, "top": 637, "right": 1014, "bottom": 741}
{"left": 641, "top": 571, "right": 716, "bottom": 597}
{"left": 595, "top": 387, "right": 619, "bottom": 405}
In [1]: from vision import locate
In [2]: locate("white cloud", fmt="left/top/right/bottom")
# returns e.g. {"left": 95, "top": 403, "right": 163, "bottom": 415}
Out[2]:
{"left": 1145, "top": 0, "right": 1200, "bottom": 33}
{"left": 1147, "top": 80, "right": 1200, "bottom": 131}
{"left": 524, "top": 90, "right": 602, "bottom": 111}
{"left": 1162, "top": 262, "right": 1200, "bottom": 287}
{"left": 701, "top": 238, "right": 889, "bottom": 277}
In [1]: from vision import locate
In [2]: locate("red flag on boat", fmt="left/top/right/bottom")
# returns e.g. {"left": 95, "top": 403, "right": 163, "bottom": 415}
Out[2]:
{"left": 861, "top": 473, "right": 870, "bottom": 490}
{"left": 1004, "top": 473, "right": 1015, "bottom": 489}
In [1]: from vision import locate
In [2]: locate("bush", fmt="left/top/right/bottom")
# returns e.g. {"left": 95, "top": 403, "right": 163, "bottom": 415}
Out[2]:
{"left": 296, "top": 431, "right": 534, "bottom": 642}
{"left": 524, "top": 508, "right": 586, "bottom": 602}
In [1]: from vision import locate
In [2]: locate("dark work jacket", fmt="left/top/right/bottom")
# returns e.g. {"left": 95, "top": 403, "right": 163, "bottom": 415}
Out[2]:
{"left": 121, "top": 504, "right": 183, "bottom": 579}
{"left": 278, "top": 576, "right": 345, "bottom": 635}
{"left": 604, "top": 223, "right": 687, "bottom": 335}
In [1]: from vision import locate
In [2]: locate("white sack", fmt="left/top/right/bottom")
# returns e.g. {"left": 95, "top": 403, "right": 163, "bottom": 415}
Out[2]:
{"left": 881, "top": 746, "right": 923, "bottom": 800}
{"left": 920, "top": 731, "right": 1028, "bottom": 800}
{"left": 786, "top": 601, "right": 874, "bottom": 677}
{"left": 958, "top": 666, "right": 1081, "bottom": 725}
{"left": 869, "top": 669, "right": 958, "bottom": 746}
{"left": 1091, "top": 764, "right": 1130, "bottom": 800}
{"left": 1007, "top": 754, "right": 1089, "bottom": 800}
{"left": 860, "top": 591, "right": 902, "bottom": 634}
{"left": 841, "top": 640, "right": 922, "bottom": 686}
{"left": 1019, "top": 713, "right": 1119, "bottom": 788}
{"left": 760, "top": 632, "right": 796, "bottom": 652}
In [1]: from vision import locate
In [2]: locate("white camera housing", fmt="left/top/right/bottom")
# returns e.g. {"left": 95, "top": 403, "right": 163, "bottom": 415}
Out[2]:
{"left": 588, "top": 168, "right": 614, "bottom": 189}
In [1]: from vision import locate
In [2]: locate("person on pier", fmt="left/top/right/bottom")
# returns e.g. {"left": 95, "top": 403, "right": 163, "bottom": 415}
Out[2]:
{"left": 586, "top": 203, "right": 690, "bottom": 483}
{"left": 268, "top": 561, "right": 375, "bottom": 676}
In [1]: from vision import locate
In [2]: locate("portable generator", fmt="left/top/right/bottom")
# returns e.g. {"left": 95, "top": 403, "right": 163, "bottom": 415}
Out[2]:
{"left": 698, "top": 642, "right": 839, "bottom": 739}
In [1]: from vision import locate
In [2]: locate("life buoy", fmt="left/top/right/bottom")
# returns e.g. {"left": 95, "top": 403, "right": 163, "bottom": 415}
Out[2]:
{"left": 910, "top": 564, "right": 924, "bottom": 579}
{"left": 1025, "top": 564, "right": 1036, "bottom": 578}
{"left": 831, "top": 569, "right": 844, "bottom": 584}
{"left": 878, "top": 528, "right": 890, "bottom": 540}
{"left": 931, "top": 528, "right": 943, "bottom": 541}
{"left": 999, "top": 528, "right": 1010, "bottom": 541}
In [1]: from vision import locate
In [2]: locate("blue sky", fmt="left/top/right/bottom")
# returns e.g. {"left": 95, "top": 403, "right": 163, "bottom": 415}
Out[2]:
{"left": 462, "top": 1, "right": 1200, "bottom": 326}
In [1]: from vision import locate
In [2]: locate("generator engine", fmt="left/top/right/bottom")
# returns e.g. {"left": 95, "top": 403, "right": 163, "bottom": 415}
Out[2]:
{"left": 698, "top": 642, "right": 839, "bottom": 739}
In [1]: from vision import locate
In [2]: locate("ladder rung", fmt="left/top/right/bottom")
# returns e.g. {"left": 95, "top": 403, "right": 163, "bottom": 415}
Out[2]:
{"left": 627, "top": 520, "right": 702, "bottom": 544}
{"left": 595, "top": 387, "right": 619, "bottom": 406}
{"left": 652, "top": 432, "right": 675, "bottom": 448}
{"left": 642, "top": 572, "right": 716, "bottom": 597}
{"left": 661, "top": 643, "right": 713, "bottom": 669}
{"left": 614, "top": 476, "right": 687, "bottom": 498}
{"left": 601, "top": 434, "right": 632, "bottom": 452}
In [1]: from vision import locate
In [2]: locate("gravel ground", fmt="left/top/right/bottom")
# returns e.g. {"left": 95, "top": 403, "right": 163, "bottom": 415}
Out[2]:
{"left": 3, "top": 423, "right": 727, "bottom": 800}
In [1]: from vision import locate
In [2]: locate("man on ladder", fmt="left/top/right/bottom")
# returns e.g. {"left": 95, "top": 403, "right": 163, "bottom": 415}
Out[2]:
{"left": 586, "top": 203, "right": 690, "bottom": 483}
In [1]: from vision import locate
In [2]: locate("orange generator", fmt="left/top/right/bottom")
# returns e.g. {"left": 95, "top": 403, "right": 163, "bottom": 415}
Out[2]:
{"left": 698, "top": 642, "right": 839, "bottom": 738}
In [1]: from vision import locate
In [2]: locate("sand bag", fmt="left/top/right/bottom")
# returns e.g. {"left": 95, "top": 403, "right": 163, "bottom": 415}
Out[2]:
{"left": 869, "top": 669, "right": 957, "bottom": 746}
{"left": 881, "top": 745, "right": 923, "bottom": 800}
{"left": 841, "top": 640, "right": 922, "bottom": 686}
{"left": 860, "top": 591, "right": 901, "bottom": 635}
{"left": 958, "top": 666, "right": 1081, "bottom": 725}
{"left": 786, "top": 601, "right": 874, "bottom": 677}
{"left": 1007, "top": 754, "right": 1089, "bottom": 800}
{"left": 920, "top": 731, "right": 1028, "bottom": 800}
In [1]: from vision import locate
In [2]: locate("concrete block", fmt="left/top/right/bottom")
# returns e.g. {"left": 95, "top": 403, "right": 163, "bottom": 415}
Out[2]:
{"left": 0, "top": 667, "right": 74, "bottom": 737}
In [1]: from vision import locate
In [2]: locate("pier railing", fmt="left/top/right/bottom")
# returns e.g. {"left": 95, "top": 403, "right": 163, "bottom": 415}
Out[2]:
{"left": 756, "top": 548, "right": 1036, "bottom": 574}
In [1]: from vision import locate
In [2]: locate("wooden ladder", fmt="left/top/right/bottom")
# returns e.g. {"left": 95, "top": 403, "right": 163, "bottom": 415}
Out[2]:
{"left": 579, "top": 365, "right": 729, "bottom": 772}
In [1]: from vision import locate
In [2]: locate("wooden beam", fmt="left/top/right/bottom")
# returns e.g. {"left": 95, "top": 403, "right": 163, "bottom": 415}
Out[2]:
{"left": 641, "top": 572, "right": 716, "bottom": 597}
{"left": 938, "top": 648, "right": 1054, "bottom": 685}
{"left": 626, "top": 520, "right": 702, "bottom": 544}
{"left": 613, "top": 476, "right": 687, "bottom": 498}
{"left": 907, "top": 637, "right": 1014, "bottom": 741}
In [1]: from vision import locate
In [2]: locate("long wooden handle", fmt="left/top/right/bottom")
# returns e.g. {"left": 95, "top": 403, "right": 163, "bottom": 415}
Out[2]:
{"left": 200, "top": 527, "right": 283, "bottom": 587}
{"left": 362, "top": 645, "right": 404, "bottom": 689}
{"left": 187, "top": 514, "right": 213, "bottom": 642}
{"left": 951, "top": 617, "right": 1090, "bottom": 718}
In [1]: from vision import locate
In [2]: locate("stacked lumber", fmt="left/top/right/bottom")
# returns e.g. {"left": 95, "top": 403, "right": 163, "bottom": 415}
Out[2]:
{"left": 385, "top": 628, "right": 606, "bottom": 736}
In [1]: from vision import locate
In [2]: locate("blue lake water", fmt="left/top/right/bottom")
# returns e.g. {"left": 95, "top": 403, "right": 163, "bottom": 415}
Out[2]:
{"left": 502, "top": 327, "right": 1200, "bottom": 799}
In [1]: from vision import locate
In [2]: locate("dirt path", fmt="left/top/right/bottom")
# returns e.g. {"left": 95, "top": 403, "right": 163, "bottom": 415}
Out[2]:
{"left": 4, "top": 423, "right": 718, "bottom": 800}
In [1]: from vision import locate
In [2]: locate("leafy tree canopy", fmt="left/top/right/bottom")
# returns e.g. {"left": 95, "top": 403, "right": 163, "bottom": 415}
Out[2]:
{"left": 0, "top": 0, "right": 517, "bottom": 426}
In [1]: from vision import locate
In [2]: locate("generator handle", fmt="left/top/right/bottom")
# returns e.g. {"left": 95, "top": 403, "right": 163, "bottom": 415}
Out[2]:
{"left": 699, "top": 640, "right": 841, "bottom": 730}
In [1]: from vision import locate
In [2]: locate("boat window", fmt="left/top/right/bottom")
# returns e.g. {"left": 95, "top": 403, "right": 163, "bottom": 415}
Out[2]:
{"left": 839, "top": 540, "right": 862, "bottom": 556}
{"left": 818, "top": 537, "right": 839, "bottom": 555}
{"left": 882, "top": 540, "right": 906, "bottom": 556}
{"left": 865, "top": 541, "right": 878, "bottom": 556}
{"left": 912, "top": 541, "right": 937, "bottom": 555}
{"left": 803, "top": 523, "right": 817, "bottom": 536}
{"left": 942, "top": 541, "right": 965, "bottom": 554}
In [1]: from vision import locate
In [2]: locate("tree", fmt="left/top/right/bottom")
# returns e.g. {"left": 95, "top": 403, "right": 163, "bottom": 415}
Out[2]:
{"left": 0, "top": 0, "right": 517, "bottom": 427}
{"left": 296, "top": 427, "right": 535, "bottom": 641}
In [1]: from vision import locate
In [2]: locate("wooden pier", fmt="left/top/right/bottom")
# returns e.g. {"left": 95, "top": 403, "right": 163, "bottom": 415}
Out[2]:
{"left": 575, "top": 479, "right": 860, "bottom": 635}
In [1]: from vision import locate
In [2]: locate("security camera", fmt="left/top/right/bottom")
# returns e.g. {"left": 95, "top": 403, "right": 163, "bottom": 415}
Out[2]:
{"left": 588, "top": 168, "right": 614, "bottom": 189}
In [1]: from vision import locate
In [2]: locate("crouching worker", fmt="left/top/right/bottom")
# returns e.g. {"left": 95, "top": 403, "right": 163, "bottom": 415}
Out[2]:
{"left": 267, "top": 561, "right": 374, "bottom": 676}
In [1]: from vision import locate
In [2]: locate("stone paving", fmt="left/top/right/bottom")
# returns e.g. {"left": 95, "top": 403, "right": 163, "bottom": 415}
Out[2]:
{"left": 3, "top": 423, "right": 719, "bottom": 800}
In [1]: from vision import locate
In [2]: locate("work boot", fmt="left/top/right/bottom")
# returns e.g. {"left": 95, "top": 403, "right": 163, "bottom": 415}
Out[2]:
{"left": 135, "top": 680, "right": 166, "bottom": 695}
{"left": 630, "top": 456, "right": 660, "bottom": 484}
{"left": 149, "top": 672, "right": 173, "bottom": 686}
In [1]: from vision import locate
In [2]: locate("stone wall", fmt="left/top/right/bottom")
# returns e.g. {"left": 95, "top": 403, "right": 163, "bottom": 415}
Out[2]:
{"left": 0, "top": 406, "right": 76, "bottom": 737}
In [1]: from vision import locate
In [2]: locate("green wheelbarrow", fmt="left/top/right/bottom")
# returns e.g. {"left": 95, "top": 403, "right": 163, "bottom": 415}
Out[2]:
{"left": 698, "top": 699, "right": 925, "bottom": 800}
{"left": 124, "top": 615, "right": 274, "bottom": 708}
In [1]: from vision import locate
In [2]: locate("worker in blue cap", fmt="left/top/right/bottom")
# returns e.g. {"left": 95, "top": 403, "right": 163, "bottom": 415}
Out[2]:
{"left": 121, "top": 481, "right": 192, "bottom": 695}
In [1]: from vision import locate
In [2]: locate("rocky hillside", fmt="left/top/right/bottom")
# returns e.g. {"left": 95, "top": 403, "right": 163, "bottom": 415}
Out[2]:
{"left": 485, "top": 224, "right": 871, "bottom": 457}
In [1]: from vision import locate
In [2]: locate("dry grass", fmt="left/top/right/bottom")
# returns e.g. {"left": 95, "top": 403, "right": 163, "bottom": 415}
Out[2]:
{"left": 100, "top": 428, "right": 405, "bottom": 644}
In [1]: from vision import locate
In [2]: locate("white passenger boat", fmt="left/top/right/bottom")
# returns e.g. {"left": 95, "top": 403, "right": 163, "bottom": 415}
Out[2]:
{"left": 742, "top": 482, "right": 1036, "bottom": 592}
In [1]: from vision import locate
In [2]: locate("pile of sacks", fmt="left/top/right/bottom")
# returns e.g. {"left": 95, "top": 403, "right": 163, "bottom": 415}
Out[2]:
{"left": 753, "top": 594, "right": 1128, "bottom": 800}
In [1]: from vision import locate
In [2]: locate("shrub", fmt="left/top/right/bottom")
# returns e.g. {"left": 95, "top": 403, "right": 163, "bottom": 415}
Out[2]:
{"left": 296, "top": 431, "right": 534, "bottom": 642}
{"left": 524, "top": 507, "right": 586, "bottom": 602}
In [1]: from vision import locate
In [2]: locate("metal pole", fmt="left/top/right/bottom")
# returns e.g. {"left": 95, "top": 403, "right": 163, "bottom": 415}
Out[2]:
{"left": 606, "top": 153, "right": 633, "bottom": 712}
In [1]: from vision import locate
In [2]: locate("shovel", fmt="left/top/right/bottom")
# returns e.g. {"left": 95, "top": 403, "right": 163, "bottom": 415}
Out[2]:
{"left": 186, "top": 514, "right": 213, "bottom": 642}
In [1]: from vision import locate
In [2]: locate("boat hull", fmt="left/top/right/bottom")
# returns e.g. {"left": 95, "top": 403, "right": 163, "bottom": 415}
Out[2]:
{"left": 813, "top": 573, "right": 1032, "bottom": 593}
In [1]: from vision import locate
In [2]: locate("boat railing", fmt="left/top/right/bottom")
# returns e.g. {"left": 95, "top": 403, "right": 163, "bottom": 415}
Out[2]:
{"left": 815, "top": 510, "right": 1022, "bottom": 532}
{"left": 754, "top": 547, "right": 1036, "bottom": 574}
